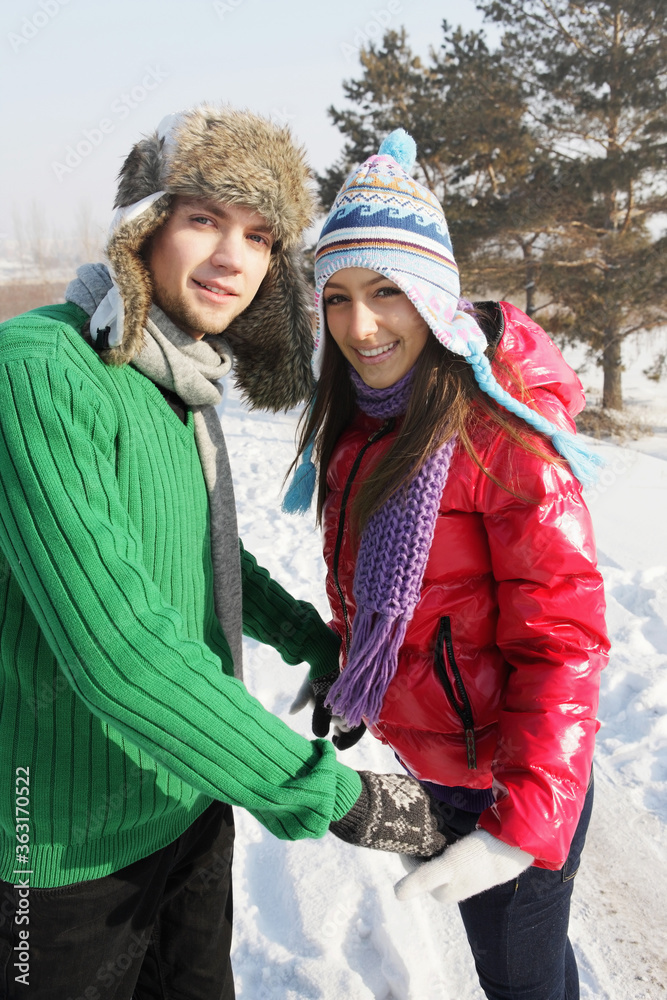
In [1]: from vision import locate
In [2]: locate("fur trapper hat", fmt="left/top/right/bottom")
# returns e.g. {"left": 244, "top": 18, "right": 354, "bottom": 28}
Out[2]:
{"left": 97, "top": 105, "right": 316, "bottom": 411}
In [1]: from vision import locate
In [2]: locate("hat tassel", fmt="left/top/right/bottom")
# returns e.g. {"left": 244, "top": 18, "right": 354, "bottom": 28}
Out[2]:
{"left": 282, "top": 438, "right": 316, "bottom": 514}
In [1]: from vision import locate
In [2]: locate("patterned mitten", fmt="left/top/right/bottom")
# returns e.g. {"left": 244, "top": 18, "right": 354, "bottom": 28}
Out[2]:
{"left": 290, "top": 670, "right": 366, "bottom": 750}
{"left": 329, "top": 771, "right": 447, "bottom": 858}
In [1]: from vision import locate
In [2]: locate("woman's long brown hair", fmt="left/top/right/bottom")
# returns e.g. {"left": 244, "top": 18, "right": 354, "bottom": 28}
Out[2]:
{"left": 290, "top": 306, "right": 560, "bottom": 530}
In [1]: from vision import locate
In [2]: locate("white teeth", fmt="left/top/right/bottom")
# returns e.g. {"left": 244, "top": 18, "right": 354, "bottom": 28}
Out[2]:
{"left": 358, "top": 343, "right": 396, "bottom": 357}
{"left": 198, "top": 282, "right": 225, "bottom": 295}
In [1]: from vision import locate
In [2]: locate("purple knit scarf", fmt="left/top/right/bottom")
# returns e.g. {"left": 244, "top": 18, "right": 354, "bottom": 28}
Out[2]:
{"left": 326, "top": 366, "right": 457, "bottom": 727}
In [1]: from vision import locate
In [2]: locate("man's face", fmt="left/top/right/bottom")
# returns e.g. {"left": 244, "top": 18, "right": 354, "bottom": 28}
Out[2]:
{"left": 146, "top": 196, "right": 274, "bottom": 340}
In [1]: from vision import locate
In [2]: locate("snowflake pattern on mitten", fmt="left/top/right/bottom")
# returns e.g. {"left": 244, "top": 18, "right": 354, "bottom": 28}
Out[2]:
{"left": 330, "top": 772, "right": 447, "bottom": 858}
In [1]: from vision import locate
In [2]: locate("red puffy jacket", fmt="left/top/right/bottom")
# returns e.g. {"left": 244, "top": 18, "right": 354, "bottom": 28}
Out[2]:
{"left": 322, "top": 303, "right": 609, "bottom": 869}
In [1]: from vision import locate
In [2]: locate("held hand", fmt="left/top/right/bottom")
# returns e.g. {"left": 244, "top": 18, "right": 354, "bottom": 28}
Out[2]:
{"left": 289, "top": 670, "right": 366, "bottom": 749}
{"left": 331, "top": 716, "right": 367, "bottom": 751}
{"left": 394, "top": 829, "right": 534, "bottom": 903}
{"left": 329, "top": 772, "right": 447, "bottom": 858}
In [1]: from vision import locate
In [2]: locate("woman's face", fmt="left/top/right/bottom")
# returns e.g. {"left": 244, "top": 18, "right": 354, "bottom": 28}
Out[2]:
{"left": 323, "top": 268, "right": 431, "bottom": 389}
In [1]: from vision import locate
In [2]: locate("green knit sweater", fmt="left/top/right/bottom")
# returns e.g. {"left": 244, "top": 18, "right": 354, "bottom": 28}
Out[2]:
{"left": 0, "top": 303, "right": 360, "bottom": 888}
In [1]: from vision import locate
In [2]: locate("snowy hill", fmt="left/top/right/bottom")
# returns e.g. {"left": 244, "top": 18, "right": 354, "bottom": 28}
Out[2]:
{"left": 222, "top": 334, "right": 667, "bottom": 1000}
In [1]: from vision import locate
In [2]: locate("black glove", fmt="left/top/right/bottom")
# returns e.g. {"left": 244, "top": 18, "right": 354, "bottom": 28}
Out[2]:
{"left": 329, "top": 771, "right": 447, "bottom": 859}
{"left": 290, "top": 669, "right": 366, "bottom": 751}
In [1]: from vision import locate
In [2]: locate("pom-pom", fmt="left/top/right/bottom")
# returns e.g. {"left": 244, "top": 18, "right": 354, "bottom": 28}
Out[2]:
{"left": 378, "top": 129, "right": 417, "bottom": 173}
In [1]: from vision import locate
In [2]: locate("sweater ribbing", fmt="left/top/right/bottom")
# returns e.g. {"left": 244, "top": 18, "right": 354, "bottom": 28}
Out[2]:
{"left": 0, "top": 304, "right": 360, "bottom": 887}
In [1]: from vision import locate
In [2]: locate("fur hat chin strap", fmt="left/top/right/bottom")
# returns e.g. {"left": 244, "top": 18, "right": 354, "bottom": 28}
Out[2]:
{"left": 90, "top": 280, "right": 123, "bottom": 350}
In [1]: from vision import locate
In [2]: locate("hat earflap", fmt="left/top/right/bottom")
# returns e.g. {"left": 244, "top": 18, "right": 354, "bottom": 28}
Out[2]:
{"left": 223, "top": 246, "right": 315, "bottom": 412}
{"left": 95, "top": 194, "right": 172, "bottom": 365}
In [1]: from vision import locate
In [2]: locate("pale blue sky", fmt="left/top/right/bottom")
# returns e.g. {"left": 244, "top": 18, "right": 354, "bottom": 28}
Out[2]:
{"left": 0, "top": 0, "right": 498, "bottom": 244}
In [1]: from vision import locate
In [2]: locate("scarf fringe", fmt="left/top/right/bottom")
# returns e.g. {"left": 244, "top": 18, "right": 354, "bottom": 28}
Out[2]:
{"left": 325, "top": 609, "right": 409, "bottom": 728}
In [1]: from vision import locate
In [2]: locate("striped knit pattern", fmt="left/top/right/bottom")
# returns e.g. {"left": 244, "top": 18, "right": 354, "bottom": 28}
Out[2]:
{"left": 0, "top": 303, "right": 360, "bottom": 888}
{"left": 314, "top": 140, "right": 488, "bottom": 359}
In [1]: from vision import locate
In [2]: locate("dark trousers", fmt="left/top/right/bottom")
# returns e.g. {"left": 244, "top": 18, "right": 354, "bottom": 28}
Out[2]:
{"left": 435, "top": 775, "right": 594, "bottom": 1000}
{"left": 0, "top": 801, "right": 235, "bottom": 1000}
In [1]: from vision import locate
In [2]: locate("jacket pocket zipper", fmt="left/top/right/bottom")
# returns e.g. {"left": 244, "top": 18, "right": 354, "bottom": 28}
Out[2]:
{"left": 332, "top": 418, "right": 396, "bottom": 657}
{"left": 434, "top": 616, "right": 477, "bottom": 769}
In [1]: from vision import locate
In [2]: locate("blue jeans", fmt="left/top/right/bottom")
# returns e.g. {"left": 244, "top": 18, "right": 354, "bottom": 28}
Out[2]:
{"left": 435, "top": 774, "right": 594, "bottom": 1000}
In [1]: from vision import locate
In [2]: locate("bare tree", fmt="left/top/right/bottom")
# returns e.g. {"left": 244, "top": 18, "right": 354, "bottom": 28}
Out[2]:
{"left": 74, "top": 202, "right": 104, "bottom": 266}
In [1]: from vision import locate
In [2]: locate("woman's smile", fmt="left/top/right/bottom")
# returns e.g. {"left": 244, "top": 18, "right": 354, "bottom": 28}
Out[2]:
{"left": 354, "top": 341, "right": 399, "bottom": 362}
{"left": 323, "top": 268, "right": 430, "bottom": 388}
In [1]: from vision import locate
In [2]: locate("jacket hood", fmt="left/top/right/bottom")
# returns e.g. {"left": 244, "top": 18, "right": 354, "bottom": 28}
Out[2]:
{"left": 497, "top": 302, "right": 586, "bottom": 424}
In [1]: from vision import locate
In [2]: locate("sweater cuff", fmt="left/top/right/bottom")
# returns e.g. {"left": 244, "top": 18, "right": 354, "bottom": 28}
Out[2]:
{"left": 302, "top": 618, "right": 341, "bottom": 680}
{"left": 329, "top": 762, "right": 363, "bottom": 823}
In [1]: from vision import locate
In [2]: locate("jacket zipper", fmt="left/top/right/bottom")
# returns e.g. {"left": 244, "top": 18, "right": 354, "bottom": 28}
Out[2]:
{"left": 434, "top": 616, "right": 477, "bottom": 769}
{"left": 332, "top": 418, "right": 396, "bottom": 657}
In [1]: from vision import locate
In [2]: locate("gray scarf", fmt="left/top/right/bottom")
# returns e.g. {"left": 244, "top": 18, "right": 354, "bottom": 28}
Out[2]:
{"left": 66, "top": 263, "right": 244, "bottom": 679}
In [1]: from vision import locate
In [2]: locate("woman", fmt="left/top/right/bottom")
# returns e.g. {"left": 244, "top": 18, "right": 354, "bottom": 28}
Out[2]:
{"left": 286, "top": 130, "right": 609, "bottom": 1000}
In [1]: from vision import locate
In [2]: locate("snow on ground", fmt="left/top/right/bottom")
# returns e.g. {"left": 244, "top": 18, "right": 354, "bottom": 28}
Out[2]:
{"left": 221, "top": 329, "right": 667, "bottom": 1000}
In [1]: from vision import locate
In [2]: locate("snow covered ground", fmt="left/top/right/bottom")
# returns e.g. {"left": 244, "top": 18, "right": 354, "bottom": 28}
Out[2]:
{"left": 222, "top": 329, "right": 667, "bottom": 1000}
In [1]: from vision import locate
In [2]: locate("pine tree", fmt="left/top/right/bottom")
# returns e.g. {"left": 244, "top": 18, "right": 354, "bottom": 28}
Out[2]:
{"left": 318, "top": 26, "right": 555, "bottom": 312}
{"left": 478, "top": 0, "right": 667, "bottom": 407}
{"left": 427, "top": 28, "right": 555, "bottom": 316}
{"left": 317, "top": 29, "right": 438, "bottom": 209}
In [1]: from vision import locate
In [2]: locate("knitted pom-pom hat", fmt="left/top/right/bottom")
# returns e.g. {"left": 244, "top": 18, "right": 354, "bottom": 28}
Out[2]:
{"left": 314, "top": 129, "right": 487, "bottom": 359}
{"left": 284, "top": 128, "right": 602, "bottom": 512}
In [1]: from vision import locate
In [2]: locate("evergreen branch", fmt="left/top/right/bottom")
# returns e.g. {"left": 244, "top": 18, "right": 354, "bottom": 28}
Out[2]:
{"left": 529, "top": 300, "right": 558, "bottom": 316}
{"left": 549, "top": 258, "right": 610, "bottom": 270}
{"left": 620, "top": 180, "right": 634, "bottom": 236}
{"left": 540, "top": 1, "right": 596, "bottom": 57}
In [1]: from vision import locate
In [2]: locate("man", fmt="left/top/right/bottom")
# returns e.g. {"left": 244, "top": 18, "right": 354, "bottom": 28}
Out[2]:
{"left": 0, "top": 106, "right": 445, "bottom": 999}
